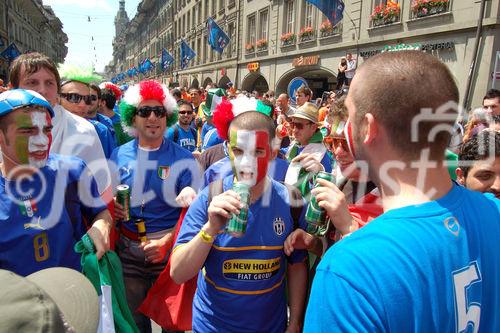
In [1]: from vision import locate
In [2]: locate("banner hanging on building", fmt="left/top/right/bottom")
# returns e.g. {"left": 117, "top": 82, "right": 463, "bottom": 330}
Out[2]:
{"left": 161, "top": 48, "right": 175, "bottom": 71}
{"left": 207, "top": 17, "right": 230, "bottom": 54}
{"left": 0, "top": 43, "right": 21, "bottom": 62}
{"left": 180, "top": 40, "right": 196, "bottom": 70}
{"left": 306, "top": 0, "right": 345, "bottom": 27}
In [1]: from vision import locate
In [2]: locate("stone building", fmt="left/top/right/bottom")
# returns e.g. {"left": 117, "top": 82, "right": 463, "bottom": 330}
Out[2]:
{"left": 0, "top": 0, "right": 68, "bottom": 82}
{"left": 109, "top": 0, "right": 500, "bottom": 109}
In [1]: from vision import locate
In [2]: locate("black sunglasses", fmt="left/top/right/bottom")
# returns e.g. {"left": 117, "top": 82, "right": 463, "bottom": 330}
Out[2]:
{"left": 136, "top": 106, "right": 167, "bottom": 118}
{"left": 178, "top": 110, "right": 193, "bottom": 115}
{"left": 60, "top": 93, "right": 97, "bottom": 105}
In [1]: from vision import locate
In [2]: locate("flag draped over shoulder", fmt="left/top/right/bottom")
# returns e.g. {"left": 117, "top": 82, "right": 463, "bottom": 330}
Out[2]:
{"left": 207, "top": 17, "right": 230, "bottom": 53}
{"left": 306, "top": 0, "right": 345, "bottom": 26}
{"left": 161, "top": 48, "right": 175, "bottom": 71}
{"left": 0, "top": 43, "right": 21, "bottom": 62}
{"left": 180, "top": 40, "right": 196, "bottom": 70}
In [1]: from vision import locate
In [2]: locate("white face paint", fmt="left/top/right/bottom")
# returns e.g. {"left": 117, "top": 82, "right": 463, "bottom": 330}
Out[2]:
{"left": 28, "top": 111, "right": 50, "bottom": 168}
{"left": 231, "top": 130, "right": 258, "bottom": 187}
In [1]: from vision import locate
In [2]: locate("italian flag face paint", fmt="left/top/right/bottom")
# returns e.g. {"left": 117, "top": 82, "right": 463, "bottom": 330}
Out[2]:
{"left": 13, "top": 111, "right": 52, "bottom": 168}
{"left": 228, "top": 129, "right": 271, "bottom": 187}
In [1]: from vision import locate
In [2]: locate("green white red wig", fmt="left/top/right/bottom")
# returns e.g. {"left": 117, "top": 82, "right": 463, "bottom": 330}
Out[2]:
{"left": 213, "top": 95, "right": 273, "bottom": 140}
{"left": 119, "top": 80, "right": 178, "bottom": 136}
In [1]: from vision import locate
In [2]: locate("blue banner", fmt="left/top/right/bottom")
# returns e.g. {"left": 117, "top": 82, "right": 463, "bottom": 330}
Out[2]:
{"left": 306, "top": 0, "right": 345, "bottom": 27}
{"left": 161, "top": 48, "right": 174, "bottom": 71}
{"left": 0, "top": 43, "right": 21, "bottom": 62}
{"left": 142, "top": 58, "right": 154, "bottom": 73}
{"left": 180, "top": 39, "right": 196, "bottom": 70}
{"left": 207, "top": 17, "right": 230, "bottom": 54}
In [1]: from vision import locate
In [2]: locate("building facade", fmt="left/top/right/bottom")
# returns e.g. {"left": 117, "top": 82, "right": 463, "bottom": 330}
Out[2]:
{"left": 0, "top": 0, "right": 68, "bottom": 82}
{"left": 109, "top": 0, "right": 500, "bottom": 109}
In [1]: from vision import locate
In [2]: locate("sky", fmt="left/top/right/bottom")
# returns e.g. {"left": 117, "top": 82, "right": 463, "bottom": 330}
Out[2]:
{"left": 43, "top": 0, "right": 141, "bottom": 72}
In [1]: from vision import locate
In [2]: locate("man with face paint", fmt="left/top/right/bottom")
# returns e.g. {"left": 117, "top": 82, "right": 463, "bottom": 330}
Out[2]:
{"left": 8, "top": 52, "right": 111, "bottom": 196}
{"left": 304, "top": 51, "right": 500, "bottom": 332}
{"left": 0, "top": 89, "right": 112, "bottom": 276}
{"left": 171, "top": 96, "right": 308, "bottom": 333}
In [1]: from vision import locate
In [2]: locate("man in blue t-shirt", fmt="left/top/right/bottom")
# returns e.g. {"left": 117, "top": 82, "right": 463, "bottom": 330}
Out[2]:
{"left": 111, "top": 80, "right": 200, "bottom": 333}
{"left": 171, "top": 101, "right": 308, "bottom": 333}
{"left": 0, "top": 89, "right": 112, "bottom": 277}
{"left": 166, "top": 99, "right": 197, "bottom": 153}
{"left": 304, "top": 51, "right": 500, "bottom": 332}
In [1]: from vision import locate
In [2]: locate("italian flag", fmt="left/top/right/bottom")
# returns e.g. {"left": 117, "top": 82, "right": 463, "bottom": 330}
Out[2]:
{"left": 19, "top": 199, "right": 37, "bottom": 217}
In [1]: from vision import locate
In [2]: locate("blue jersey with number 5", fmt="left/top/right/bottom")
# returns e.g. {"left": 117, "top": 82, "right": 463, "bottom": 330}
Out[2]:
{"left": 304, "top": 183, "right": 500, "bottom": 333}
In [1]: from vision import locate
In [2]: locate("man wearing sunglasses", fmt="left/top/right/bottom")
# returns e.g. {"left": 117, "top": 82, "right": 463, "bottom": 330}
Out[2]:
{"left": 111, "top": 80, "right": 199, "bottom": 332}
{"left": 59, "top": 77, "right": 116, "bottom": 158}
{"left": 284, "top": 102, "right": 332, "bottom": 197}
{"left": 7, "top": 53, "right": 111, "bottom": 198}
{"left": 166, "top": 99, "right": 197, "bottom": 153}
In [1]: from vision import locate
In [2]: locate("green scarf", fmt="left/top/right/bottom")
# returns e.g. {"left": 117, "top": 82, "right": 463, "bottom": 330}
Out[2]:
{"left": 287, "top": 130, "right": 325, "bottom": 197}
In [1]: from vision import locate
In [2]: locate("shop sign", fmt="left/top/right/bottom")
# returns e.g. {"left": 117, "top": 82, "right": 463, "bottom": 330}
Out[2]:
{"left": 247, "top": 62, "right": 259, "bottom": 72}
{"left": 292, "top": 55, "right": 320, "bottom": 67}
{"left": 361, "top": 41, "right": 455, "bottom": 58}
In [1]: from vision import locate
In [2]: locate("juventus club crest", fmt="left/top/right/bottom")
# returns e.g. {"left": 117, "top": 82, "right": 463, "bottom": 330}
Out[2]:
{"left": 157, "top": 166, "right": 170, "bottom": 180}
{"left": 273, "top": 217, "right": 285, "bottom": 236}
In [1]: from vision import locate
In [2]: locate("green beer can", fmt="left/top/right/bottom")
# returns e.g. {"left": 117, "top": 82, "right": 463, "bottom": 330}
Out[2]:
{"left": 226, "top": 182, "right": 251, "bottom": 237}
{"left": 116, "top": 184, "right": 131, "bottom": 221}
{"left": 306, "top": 171, "right": 335, "bottom": 227}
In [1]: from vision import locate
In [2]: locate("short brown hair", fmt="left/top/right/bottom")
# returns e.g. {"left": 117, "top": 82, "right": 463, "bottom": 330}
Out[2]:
{"left": 229, "top": 111, "right": 276, "bottom": 144}
{"left": 351, "top": 51, "right": 459, "bottom": 160}
{"left": 9, "top": 52, "right": 61, "bottom": 92}
{"left": 297, "top": 86, "right": 312, "bottom": 98}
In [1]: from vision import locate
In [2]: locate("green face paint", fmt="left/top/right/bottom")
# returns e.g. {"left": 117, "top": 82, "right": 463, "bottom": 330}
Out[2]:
{"left": 14, "top": 136, "right": 30, "bottom": 164}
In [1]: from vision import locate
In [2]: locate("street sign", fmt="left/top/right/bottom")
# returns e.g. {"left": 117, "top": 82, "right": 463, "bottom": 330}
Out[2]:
{"left": 288, "top": 77, "right": 308, "bottom": 104}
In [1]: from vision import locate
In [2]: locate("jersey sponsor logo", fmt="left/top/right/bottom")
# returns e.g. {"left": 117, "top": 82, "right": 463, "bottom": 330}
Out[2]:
{"left": 24, "top": 216, "right": 45, "bottom": 230}
{"left": 444, "top": 216, "right": 460, "bottom": 237}
{"left": 157, "top": 166, "right": 170, "bottom": 180}
{"left": 273, "top": 217, "right": 285, "bottom": 236}
{"left": 222, "top": 257, "right": 281, "bottom": 281}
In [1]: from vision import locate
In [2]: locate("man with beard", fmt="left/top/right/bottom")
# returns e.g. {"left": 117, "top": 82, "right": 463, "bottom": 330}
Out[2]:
{"left": 166, "top": 99, "right": 197, "bottom": 153}
{"left": 304, "top": 51, "right": 500, "bottom": 332}
{"left": 111, "top": 80, "right": 199, "bottom": 332}
{"left": 456, "top": 130, "right": 500, "bottom": 198}
{"left": 0, "top": 89, "right": 111, "bottom": 276}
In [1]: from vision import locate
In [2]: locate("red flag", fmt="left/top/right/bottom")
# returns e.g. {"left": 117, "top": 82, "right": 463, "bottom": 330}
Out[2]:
{"left": 138, "top": 208, "right": 197, "bottom": 331}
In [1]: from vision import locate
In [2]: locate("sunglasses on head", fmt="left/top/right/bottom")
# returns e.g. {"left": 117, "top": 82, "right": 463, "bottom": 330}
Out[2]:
{"left": 323, "top": 136, "right": 349, "bottom": 152}
{"left": 290, "top": 121, "right": 312, "bottom": 130}
{"left": 136, "top": 106, "right": 167, "bottom": 118}
{"left": 60, "top": 93, "right": 97, "bottom": 105}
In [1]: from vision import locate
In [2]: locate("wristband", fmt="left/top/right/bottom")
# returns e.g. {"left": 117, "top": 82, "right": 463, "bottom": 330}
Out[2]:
{"left": 199, "top": 229, "right": 216, "bottom": 244}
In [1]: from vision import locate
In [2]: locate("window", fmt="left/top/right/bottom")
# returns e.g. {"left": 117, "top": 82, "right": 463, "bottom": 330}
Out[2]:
{"left": 197, "top": 38, "right": 201, "bottom": 65}
{"left": 247, "top": 14, "right": 256, "bottom": 51}
{"left": 259, "top": 10, "right": 268, "bottom": 40}
{"left": 212, "top": 0, "right": 216, "bottom": 16}
{"left": 219, "top": 0, "right": 225, "bottom": 13}
{"left": 203, "top": 35, "right": 208, "bottom": 64}
{"left": 304, "top": 1, "right": 314, "bottom": 28}
{"left": 371, "top": 0, "right": 400, "bottom": 26}
{"left": 227, "top": 22, "right": 235, "bottom": 57}
{"left": 285, "top": 1, "right": 295, "bottom": 33}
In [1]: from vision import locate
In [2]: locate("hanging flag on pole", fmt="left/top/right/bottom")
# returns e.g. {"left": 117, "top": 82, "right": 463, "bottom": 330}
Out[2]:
{"left": 180, "top": 40, "right": 196, "bottom": 70}
{"left": 306, "top": 0, "right": 345, "bottom": 27}
{"left": 161, "top": 48, "right": 175, "bottom": 71}
{"left": 0, "top": 43, "right": 21, "bottom": 62}
{"left": 207, "top": 17, "right": 231, "bottom": 54}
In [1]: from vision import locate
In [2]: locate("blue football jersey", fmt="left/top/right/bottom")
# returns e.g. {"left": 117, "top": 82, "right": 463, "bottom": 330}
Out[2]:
{"left": 175, "top": 176, "right": 308, "bottom": 333}
{"left": 304, "top": 184, "right": 500, "bottom": 333}
{"left": 0, "top": 155, "right": 106, "bottom": 276}
{"left": 89, "top": 119, "right": 116, "bottom": 158}
{"left": 110, "top": 138, "right": 200, "bottom": 233}
{"left": 166, "top": 124, "right": 197, "bottom": 152}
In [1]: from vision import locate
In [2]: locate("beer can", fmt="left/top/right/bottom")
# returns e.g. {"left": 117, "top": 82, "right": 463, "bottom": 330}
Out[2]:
{"left": 116, "top": 185, "right": 131, "bottom": 221}
{"left": 135, "top": 218, "right": 147, "bottom": 243}
{"left": 305, "top": 171, "right": 335, "bottom": 227}
{"left": 226, "top": 182, "right": 251, "bottom": 237}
